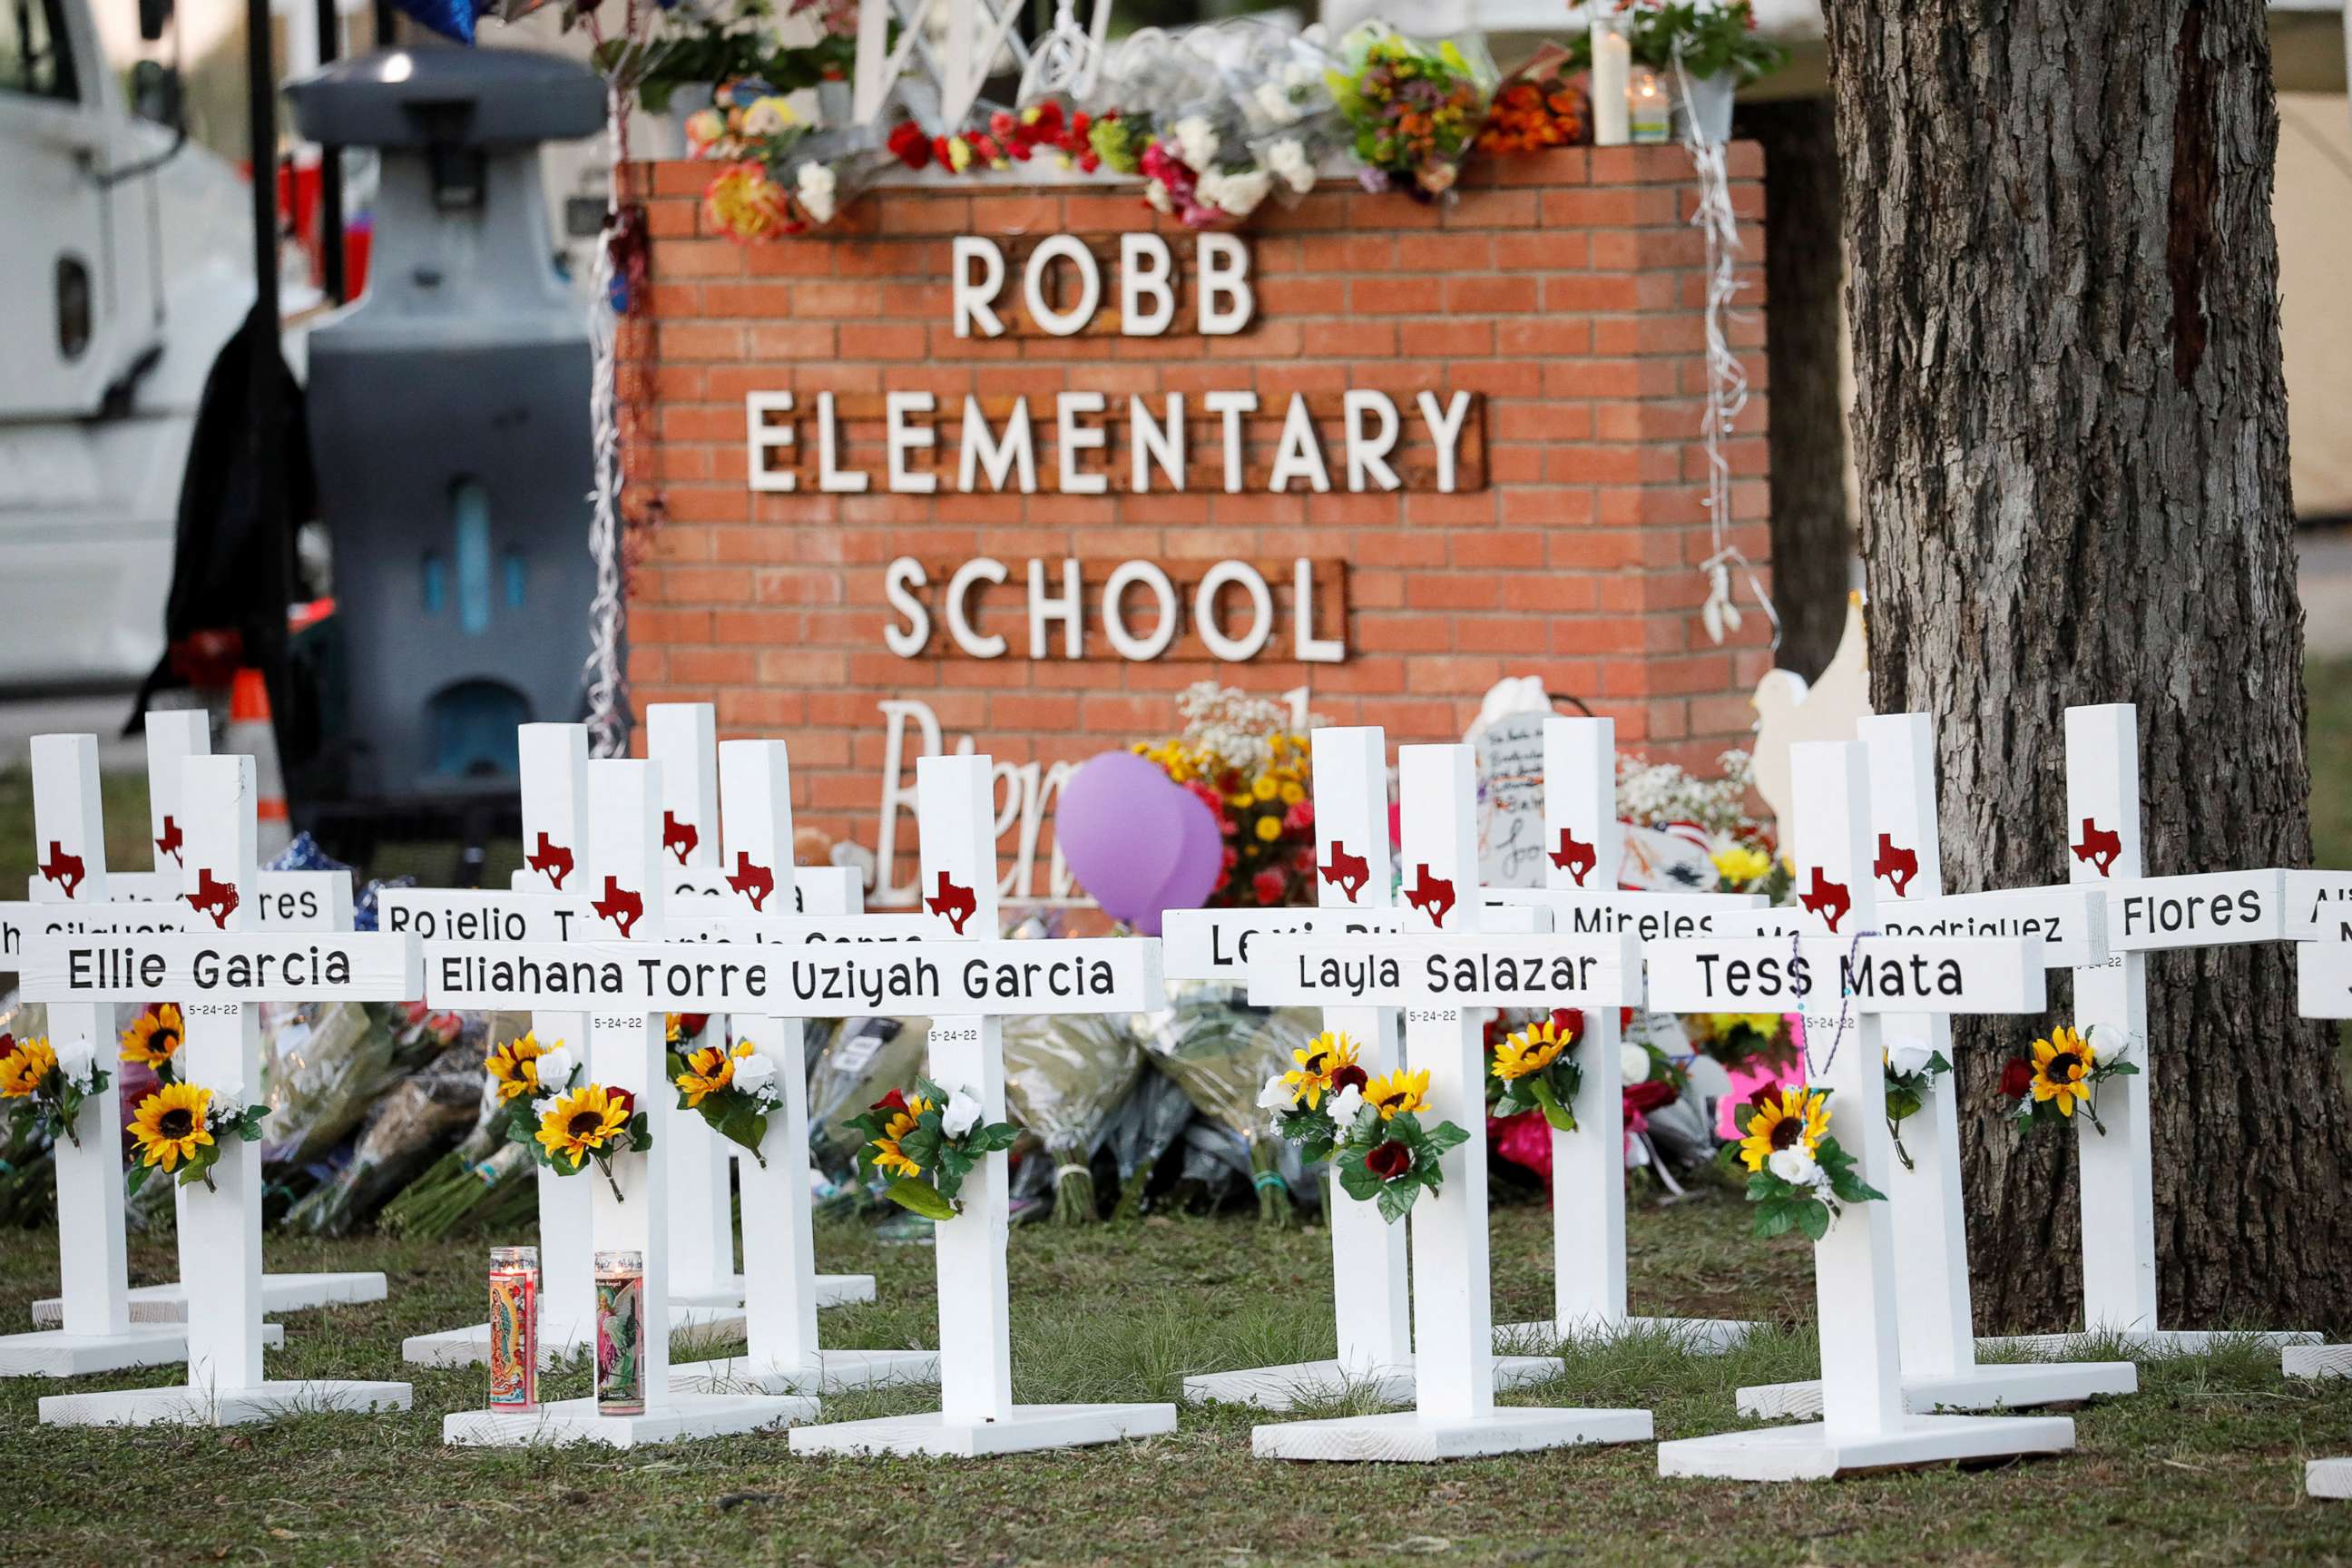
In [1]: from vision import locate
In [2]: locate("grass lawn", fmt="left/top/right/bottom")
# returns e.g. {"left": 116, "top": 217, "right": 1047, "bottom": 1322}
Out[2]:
{"left": 4, "top": 1199, "right": 2350, "bottom": 1566}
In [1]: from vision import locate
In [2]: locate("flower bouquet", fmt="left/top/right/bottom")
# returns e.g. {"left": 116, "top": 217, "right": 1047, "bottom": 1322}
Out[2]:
{"left": 1, "top": 1034, "right": 107, "bottom": 1150}
{"left": 1135, "top": 42, "right": 1275, "bottom": 230}
{"left": 1262, "top": 1036, "right": 1468, "bottom": 1223}
{"left": 691, "top": 78, "right": 881, "bottom": 239}
{"left": 842, "top": 1079, "right": 1017, "bottom": 1221}
{"left": 1999, "top": 1024, "right": 2137, "bottom": 1136}
{"left": 671, "top": 1034, "right": 789, "bottom": 1165}
{"left": 120, "top": 1002, "right": 185, "bottom": 1082}
{"left": 916, "top": 98, "right": 1102, "bottom": 176}
{"left": 1687, "top": 1011, "right": 1793, "bottom": 1073}
{"left": 1227, "top": 24, "right": 1346, "bottom": 205}
{"left": 488, "top": 1030, "right": 654, "bottom": 1200}
{"left": 125, "top": 1079, "right": 267, "bottom": 1196}
{"left": 1881, "top": 1036, "right": 1952, "bottom": 1171}
{"left": 1133, "top": 682, "right": 1323, "bottom": 908}
{"left": 1326, "top": 23, "right": 1496, "bottom": 202}
{"left": 1258, "top": 1028, "right": 1372, "bottom": 1161}
{"left": 1486, "top": 1010, "right": 1585, "bottom": 1132}
{"left": 1003, "top": 1011, "right": 1142, "bottom": 1226}
{"left": 1147, "top": 988, "right": 1318, "bottom": 1225}
{"left": 1475, "top": 44, "right": 1590, "bottom": 157}
{"left": 1730, "top": 1085, "right": 1883, "bottom": 1240}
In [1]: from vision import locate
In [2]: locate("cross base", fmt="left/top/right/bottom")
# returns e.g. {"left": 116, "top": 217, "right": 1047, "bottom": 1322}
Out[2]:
{"left": 787, "top": 1401, "right": 1178, "bottom": 1457}
{"left": 665, "top": 1273, "right": 877, "bottom": 1311}
{"left": 671, "top": 1347, "right": 939, "bottom": 1395}
{"left": 0, "top": 1321, "right": 283, "bottom": 1378}
{"left": 2284, "top": 1344, "right": 2352, "bottom": 1379}
{"left": 1656, "top": 1413, "right": 2074, "bottom": 1481}
{"left": 34, "top": 1270, "right": 387, "bottom": 1326}
{"left": 2308, "top": 1458, "right": 2352, "bottom": 1499}
{"left": 443, "top": 1390, "right": 818, "bottom": 1448}
{"left": 1736, "top": 1360, "right": 2137, "bottom": 1418}
{"left": 1182, "top": 1354, "right": 1565, "bottom": 1411}
{"left": 1496, "top": 1316, "right": 1753, "bottom": 1356}
{"left": 39, "top": 1378, "right": 411, "bottom": 1427}
{"left": 1978, "top": 1328, "right": 2320, "bottom": 1358}
{"left": 1251, "top": 1405, "right": 1653, "bottom": 1463}
{"left": 398, "top": 1299, "right": 755, "bottom": 1367}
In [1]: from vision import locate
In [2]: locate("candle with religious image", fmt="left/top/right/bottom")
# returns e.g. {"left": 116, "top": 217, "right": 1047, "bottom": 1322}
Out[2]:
{"left": 486, "top": 1246, "right": 540, "bottom": 1411}
{"left": 1591, "top": 14, "right": 1632, "bottom": 146}
{"left": 593, "top": 1249, "right": 646, "bottom": 1416}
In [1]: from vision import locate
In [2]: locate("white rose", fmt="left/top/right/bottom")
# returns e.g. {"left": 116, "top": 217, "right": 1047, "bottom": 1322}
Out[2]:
{"left": 1268, "top": 138, "right": 1315, "bottom": 194}
{"left": 1886, "top": 1039, "right": 1935, "bottom": 1079}
{"left": 1174, "top": 114, "right": 1220, "bottom": 170}
{"left": 2087, "top": 1023, "right": 2132, "bottom": 1064}
{"left": 1328, "top": 1083, "right": 1366, "bottom": 1123}
{"left": 1207, "top": 168, "right": 1272, "bottom": 218}
{"left": 1768, "top": 1146, "right": 1820, "bottom": 1187}
{"left": 535, "top": 1045, "right": 579, "bottom": 1093}
{"left": 53, "top": 1037, "right": 94, "bottom": 1080}
{"left": 1621, "top": 1044, "right": 1651, "bottom": 1083}
{"left": 1257, "top": 1073, "right": 1295, "bottom": 1111}
{"left": 942, "top": 1088, "right": 983, "bottom": 1139}
{"left": 1144, "top": 178, "right": 1173, "bottom": 215}
{"left": 797, "top": 162, "right": 838, "bottom": 226}
{"left": 731, "top": 1051, "right": 779, "bottom": 1098}
{"left": 1254, "top": 80, "right": 1301, "bottom": 125}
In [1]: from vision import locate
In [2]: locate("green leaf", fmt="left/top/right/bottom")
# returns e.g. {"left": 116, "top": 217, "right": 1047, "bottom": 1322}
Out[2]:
{"left": 966, "top": 1122, "right": 1020, "bottom": 1154}
{"left": 1420, "top": 1119, "right": 1471, "bottom": 1157}
{"left": 1793, "top": 1200, "right": 1831, "bottom": 1242}
{"left": 1374, "top": 1181, "right": 1416, "bottom": 1225}
{"left": 714, "top": 1102, "right": 768, "bottom": 1159}
{"left": 1751, "top": 1201, "right": 1795, "bottom": 1240}
{"left": 123, "top": 1161, "right": 152, "bottom": 1198}
{"left": 883, "top": 1175, "right": 956, "bottom": 1222}
{"left": 1336, "top": 1159, "right": 1381, "bottom": 1204}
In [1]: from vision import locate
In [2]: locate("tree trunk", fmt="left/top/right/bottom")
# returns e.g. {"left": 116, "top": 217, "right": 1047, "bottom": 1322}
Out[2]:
{"left": 1741, "top": 98, "right": 1853, "bottom": 685}
{"left": 1820, "top": 0, "right": 2352, "bottom": 1332}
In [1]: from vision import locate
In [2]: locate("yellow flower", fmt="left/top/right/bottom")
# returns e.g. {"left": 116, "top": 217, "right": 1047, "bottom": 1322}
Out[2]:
{"left": 1738, "top": 1087, "right": 1830, "bottom": 1173}
{"left": 1706, "top": 1013, "right": 1783, "bottom": 1042}
{"left": 1253, "top": 815, "right": 1282, "bottom": 842}
{"left": 871, "top": 1093, "right": 936, "bottom": 1180}
{"left": 1713, "top": 845, "right": 1771, "bottom": 885}
{"left": 674, "top": 1040, "right": 750, "bottom": 1107}
{"left": 1251, "top": 775, "right": 1280, "bottom": 801}
{"left": 1492, "top": 1021, "right": 1571, "bottom": 1083}
{"left": 484, "top": 1031, "right": 548, "bottom": 1103}
{"left": 536, "top": 1083, "right": 633, "bottom": 1163}
{"left": 1282, "top": 1033, "right": 1362, "bottom": 1108}
{"left": 1, "top": 1036, "right": 55, "bottom": 1098}
{"left": 121, "top": 1004, "right": 184, "bottom": 1070}
{"left": 2029, "top": 1026, "right": 2096, "bottom": 1117}
{"left": 1279, "top": 781, "right": 1306, "bottom": 806}
{"left": 702, "top": 161, "right": 794, "bottom": 242}
{"left": 1366, "top": 1068, "right": 1432, "bottom": 1121}
{"left": 130, "top": 1081, "right": 213, "bottom": 1172}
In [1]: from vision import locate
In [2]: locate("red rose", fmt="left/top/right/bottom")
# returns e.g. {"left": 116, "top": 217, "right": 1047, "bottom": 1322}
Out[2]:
{"left": 872, "top": 1088, "right": 909, "bottom": 1115}
{"left": 1550, "top": 1009, "right": 1585, "bottom": 1044}
{"left": 1252, "top": 868, "right": 1287, "bottom": 905}
{"left": 1618, "top": 1007, "right": 1635, "bottom": 1031}
{"left": 675, "top": 1013, "right": 710, "bottom": 1040}
{"left": 887, "top": 120, "right": 931, "bottom": 170}
{"left": 1365, "top": 1140, "right": 1413, "bottom": 1181}
{"left": 1623, "top": 1079, "right": 1678, "bottom": 1119}
{"left": 1999, "top": 1057, "right": 2034, "bottom": 1100}
{"left": 1330, "top": 1063, "right": 1370, "bottom": 1095}
{"left": 610, "top": 1088, "right": 635, "bottom": 1118}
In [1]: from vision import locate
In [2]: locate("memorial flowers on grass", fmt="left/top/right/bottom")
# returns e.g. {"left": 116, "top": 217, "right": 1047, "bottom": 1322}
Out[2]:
{"left": 1730, "top": 1085, "right": 1884, "bottom": 1240}
{"left": 671, "top": 1035, "right": 786, "bottom": 1165}
{"left": 125, "top": 1079, "right": 265, "bottom": 1195}
{"left": 120, "top": 1003, "right": 185, "bottom": 1082}
{"left": 1, "top": 1034, "right": 107, "bottom": 1150}
{"left": 2001, "top": 1024, "right": 2137, "bottom": 1136}
{"left": 1882, "top": 1037, "right": 1953, "bottom": 1171}
{"left": 844, "top": 1080, "right": 1017, "bottom": 1221}
{"left": 1487, "top": 1011, "right": 1583, "bottom": 1132}
{"left": 1134, "top": 682, "right": 1323, "bottom": 907}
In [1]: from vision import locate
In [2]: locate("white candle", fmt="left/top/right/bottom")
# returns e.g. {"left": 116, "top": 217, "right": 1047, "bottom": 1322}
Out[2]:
{"left": 1630, "top": 67, "right": 1670, "bottom": 143}
{"left": 1592, "top": 25, "right": 1632, "bottom": 147}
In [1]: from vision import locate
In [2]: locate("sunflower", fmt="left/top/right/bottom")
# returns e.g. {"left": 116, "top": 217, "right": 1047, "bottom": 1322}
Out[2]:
{"left": 1492, "top": 1020, "right": 1572, "bottom": 1083}
{"left": 871, "top": 1093, "right": 936, "bottom": 1180}
{"left": 1738, "top": 1087, "right": 1830, "bottom": 1174}
{"left": 121, "top": 1004, "right": 184, "bottom": 1072}
{"left": 0, "top": 1036, "right": 54, "bottom": 1098}
{"left": 1366, "top": 1067, "right": 1432, "bottom": 1121}
{"left": 2029, "top": 1026, "right": 2096, "bottom": 1117}
{"left": 1712, "top": 845, "right": 1772, "bottom": 885}
{"left": 673, "top": 1041, "right": 746, "bottom": 1107}
{"left": 484, "top": 1031, "right": 548, "bottom": 1103}
{"left": 1281, "top": 1033, "right": 1362, "bottom": 1108}
{"left": 130, "top": 1081, "right": 214, "bottom": 1171}
{"left": 535, "top": 1083, "right": 633, "bottom": 1163}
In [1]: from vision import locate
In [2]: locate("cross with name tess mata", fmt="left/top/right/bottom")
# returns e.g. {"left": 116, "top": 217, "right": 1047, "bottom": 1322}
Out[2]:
{"left": 24, "top": 753, "right": 419, "bottom": 1426}
{"left": 1647, "top": 740, "right": 2077, "bottom": 1480}
{"left": 1243, "top": 741, "right": 1653, "bottom": 1462}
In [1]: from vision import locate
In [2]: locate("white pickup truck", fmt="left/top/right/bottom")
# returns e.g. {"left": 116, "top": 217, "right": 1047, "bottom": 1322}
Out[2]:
{"left": 0, "top": 0, "right": 257, "bottom": 689}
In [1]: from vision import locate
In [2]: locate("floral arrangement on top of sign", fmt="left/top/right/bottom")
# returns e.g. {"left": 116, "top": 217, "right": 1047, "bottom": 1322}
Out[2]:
{"left": 1259, "top": 1032, "right": 1469, "bottom": 1222}
{"left": 1562, "top": 2, "right": 1786, "bottom": 84}
{"left": 842, "top": 1080, "right": 1019, "bottom": 1220}
{"left": 0, "top": 1033, "right": 108, "bottom": 1150}
{"left": 1133, "top": 682, "right": 1322, "bottom": 908}
{"left": 486, "top": 1029, "right": 655, "bottom": 1201}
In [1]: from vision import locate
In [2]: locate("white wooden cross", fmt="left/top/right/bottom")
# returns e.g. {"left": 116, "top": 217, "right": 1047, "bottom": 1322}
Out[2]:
{"left": 663, "top": 738, "right": 931, "bottom": 1394}
{"left": 27, "top": 753, "right": 418, "bottom": 1427}
{"left": 1981, "top": 703, "right": 2323, "bottom": 1355}
{"left": 1244, "top": 742, "right": 1652, "bottom": 1462}
{"left": 1650, "top": 740, "right": 2074, "bottom": 1480}
{"left": 0, "top": 733, "right": 203, "bottom": 1377}
{"left": 2289, "top": 925, "right": 2352, "bottom": 1497}
{"left": 1732, "top": 713, "right": 2136, "bottom": 1419}
{"left": 434, "top": 757, "right": 821, "bottom": 1446}
{"left": 1483, "top": 716, "right": 1763, "bottom": 1354}
{"left": 852, "top": 0, "right": 1034, "bottom": 132}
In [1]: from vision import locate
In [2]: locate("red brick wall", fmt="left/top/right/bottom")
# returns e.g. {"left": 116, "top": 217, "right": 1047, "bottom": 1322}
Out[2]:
{"left": 618, "top": 143, "right": 1773, "bottom": 869}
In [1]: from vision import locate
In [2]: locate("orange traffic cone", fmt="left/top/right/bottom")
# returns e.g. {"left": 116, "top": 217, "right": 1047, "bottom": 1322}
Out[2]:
{"left": 228, "top": 669, "right": 293, "bottom": 860}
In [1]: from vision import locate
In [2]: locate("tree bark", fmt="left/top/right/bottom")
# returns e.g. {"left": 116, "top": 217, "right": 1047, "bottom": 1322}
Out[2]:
{"left": 1820, "top": 0, "right": 2351, "bottom": 1331}
{"left": 1741, "top": 98, "right": 1853, "bottom": 685}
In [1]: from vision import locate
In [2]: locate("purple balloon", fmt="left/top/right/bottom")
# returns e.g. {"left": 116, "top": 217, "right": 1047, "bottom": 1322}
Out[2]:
{"left": 1132, "top": 786, "right": 1223, "bottom": 936}
{"left": 1057, "top": 752, "right": 1190, "bottom": 927}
